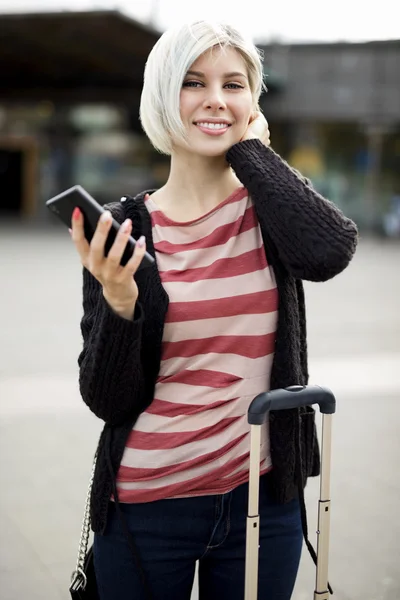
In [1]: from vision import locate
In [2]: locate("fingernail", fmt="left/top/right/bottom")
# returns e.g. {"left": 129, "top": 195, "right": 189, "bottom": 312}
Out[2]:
{"left": 72, "top": 207, "right": 81, "bottom": 220}
{"left": 121, "top": 218, "right": 131, "bottom": 232}
{"left": 68, "top": 228, "right": 72, "bottom": 235}
{"left": 137, "top": 236, "right": 146, "bottom": 248}
{"left": 100, "top": 210, "right": 112, "bottom": 223}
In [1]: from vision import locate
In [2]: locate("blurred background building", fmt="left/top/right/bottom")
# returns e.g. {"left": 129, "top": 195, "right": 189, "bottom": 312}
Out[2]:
{"left": 260, "top": 40, "right": 400, "bottom": 231}
{"left": 0, "top": 9, "right": 399, "bottom": 232}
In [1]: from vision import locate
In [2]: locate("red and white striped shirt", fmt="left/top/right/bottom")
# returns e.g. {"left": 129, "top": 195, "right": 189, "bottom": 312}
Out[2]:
{"left": 116, "top": 187, "right": 278, "bottom": 503}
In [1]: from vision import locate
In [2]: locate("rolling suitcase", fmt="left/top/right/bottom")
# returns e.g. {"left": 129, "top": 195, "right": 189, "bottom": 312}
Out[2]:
{"left": 245, "top": 384, "right": 336, "bottom": 600}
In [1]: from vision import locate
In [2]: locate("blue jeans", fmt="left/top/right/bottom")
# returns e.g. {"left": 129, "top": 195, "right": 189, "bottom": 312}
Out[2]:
{"left": 93, "top": 475, "right": 302, "bottom": 600}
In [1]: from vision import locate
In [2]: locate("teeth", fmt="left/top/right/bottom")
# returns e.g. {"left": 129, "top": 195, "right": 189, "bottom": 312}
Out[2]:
{"left": 197, "top": 122, "right": 229, "bottom": 130}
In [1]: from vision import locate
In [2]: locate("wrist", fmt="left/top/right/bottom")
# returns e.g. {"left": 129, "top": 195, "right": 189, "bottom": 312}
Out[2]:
{"left": 240, "top": 133, "right": 258, "bottom": 142}
{"left": 102, "top": 291, "right": 136, "bottom": 321}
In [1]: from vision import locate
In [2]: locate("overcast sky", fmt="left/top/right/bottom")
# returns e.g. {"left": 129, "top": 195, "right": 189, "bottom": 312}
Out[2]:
{"left": 0, "top": 0, "right": 398, "bottom": 43}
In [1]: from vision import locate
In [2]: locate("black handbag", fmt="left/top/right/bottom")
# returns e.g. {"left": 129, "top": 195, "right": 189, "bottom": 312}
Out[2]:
{"left": 69, "top": 436, "right": 153, "bottom": 600}
{"left": 70, "top": 546, "right": 98, "bottom": 599}
{"left": 69, "top": 457, "right": 99, "bottom": 599}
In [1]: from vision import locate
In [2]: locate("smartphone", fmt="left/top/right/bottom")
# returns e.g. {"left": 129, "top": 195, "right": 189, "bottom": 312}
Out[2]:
{"left": 46, "top": 185, "right": 155, "bottom": 270}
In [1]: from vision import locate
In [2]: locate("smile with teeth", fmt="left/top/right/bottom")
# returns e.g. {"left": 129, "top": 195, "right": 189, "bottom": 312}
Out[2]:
{"left": 195, "top": 122, "right": 231, "bottom": 130}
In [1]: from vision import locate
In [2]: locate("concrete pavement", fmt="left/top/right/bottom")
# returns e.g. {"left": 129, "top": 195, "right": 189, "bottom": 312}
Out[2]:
{"left": 0, "top": 224, "right": 399, "bottom": 600}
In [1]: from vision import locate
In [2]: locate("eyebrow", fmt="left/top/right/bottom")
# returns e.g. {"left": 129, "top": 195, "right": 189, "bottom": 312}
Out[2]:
{"left": 186, "top": 70, "right": 247, "bottom": 79}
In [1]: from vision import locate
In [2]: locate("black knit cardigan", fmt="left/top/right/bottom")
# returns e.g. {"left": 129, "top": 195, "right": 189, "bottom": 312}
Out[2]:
{"left": 77, "top": 140, "right": 358, "bottom": 534}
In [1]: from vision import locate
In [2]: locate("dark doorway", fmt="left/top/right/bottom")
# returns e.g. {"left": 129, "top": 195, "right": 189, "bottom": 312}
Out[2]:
{"left": 0, "top": 148, "right": 23, "bottom": 214}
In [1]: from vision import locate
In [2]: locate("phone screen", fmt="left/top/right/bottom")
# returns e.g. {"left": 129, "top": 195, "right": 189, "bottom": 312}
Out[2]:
{"left": 46, "top": 185, "right": 155, "bottom": 269}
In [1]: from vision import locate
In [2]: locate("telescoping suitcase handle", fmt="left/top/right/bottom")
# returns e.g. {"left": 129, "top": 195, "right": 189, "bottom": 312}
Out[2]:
{"left": 245, "top": 385, "right": 336, "bottom": 600}
{"left": 248, "top": 384, "right": 336, "bottom": 424}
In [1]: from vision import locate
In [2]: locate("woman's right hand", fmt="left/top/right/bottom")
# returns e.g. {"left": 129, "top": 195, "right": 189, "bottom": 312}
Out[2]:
{"left": 71, "top": 207, "right": 147, "bottom": 320}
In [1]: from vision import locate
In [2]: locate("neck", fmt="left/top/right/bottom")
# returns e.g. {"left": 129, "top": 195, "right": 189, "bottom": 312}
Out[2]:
{"left": 155, "top": 149, "right": 242, "bottom": 220}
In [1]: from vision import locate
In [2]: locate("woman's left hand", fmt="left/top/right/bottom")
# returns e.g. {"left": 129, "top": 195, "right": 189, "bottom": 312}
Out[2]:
{"left": 241, "top": 111, "right": 271, "bottom": 147}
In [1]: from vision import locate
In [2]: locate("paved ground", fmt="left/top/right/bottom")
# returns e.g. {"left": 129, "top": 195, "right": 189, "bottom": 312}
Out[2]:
{"left": 0, "top": 223, "right": 399, "bottom": 600}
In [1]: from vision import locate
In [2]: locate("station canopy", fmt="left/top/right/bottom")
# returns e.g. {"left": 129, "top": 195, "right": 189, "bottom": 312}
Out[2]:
{"left": 0, "top": 10, "right": 160, "bottom": 105}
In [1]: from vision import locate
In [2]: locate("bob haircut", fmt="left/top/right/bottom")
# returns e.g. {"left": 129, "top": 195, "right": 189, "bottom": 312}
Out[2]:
{"left": 139, "top": 21, "right": 265, "bottom": 155}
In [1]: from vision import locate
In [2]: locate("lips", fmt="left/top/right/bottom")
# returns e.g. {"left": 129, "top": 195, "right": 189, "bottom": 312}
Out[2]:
{"left": 193, "top": 120, "right": 232, "bottom": 136}
{"left": 194, "top": 120, "right": 232, "bottom": 130}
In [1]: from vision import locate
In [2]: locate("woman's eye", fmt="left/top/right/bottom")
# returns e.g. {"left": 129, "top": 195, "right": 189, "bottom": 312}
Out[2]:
{"left": 182, "top": 81, "right": 244, "bottom": 89}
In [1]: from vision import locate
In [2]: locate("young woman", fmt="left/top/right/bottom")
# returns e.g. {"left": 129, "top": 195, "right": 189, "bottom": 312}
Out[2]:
{"left": 71, "top": 20, "right": 358, "bottom": 600}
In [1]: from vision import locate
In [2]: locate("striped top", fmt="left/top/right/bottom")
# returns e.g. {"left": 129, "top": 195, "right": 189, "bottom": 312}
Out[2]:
{"left": 116, "top": 187, "right": 278, "bottom": 503}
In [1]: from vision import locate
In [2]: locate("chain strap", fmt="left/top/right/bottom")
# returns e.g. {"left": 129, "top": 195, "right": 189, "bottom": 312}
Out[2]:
{"left": 70, "top": 455, "right": 97, "bottom": 591}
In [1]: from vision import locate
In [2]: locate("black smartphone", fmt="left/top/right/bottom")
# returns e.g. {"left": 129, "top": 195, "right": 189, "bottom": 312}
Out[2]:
{"left": 46, "top": 185, "right": 155, "bottom": 270}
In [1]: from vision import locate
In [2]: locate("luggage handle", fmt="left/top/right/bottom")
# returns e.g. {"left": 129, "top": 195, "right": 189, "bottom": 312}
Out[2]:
{"left": 245, "top": 384, "right": 336, "bottom": 600}
{"left": 248, "top": 385, "right": 336, "bottom": 425}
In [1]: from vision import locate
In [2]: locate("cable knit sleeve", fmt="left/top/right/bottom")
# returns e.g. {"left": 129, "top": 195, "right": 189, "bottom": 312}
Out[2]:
{"left": 77, "top": 202, "right": 146, "bottom": 425}
{"left": 226, "top": 139, "right": 358, "bottom": 281}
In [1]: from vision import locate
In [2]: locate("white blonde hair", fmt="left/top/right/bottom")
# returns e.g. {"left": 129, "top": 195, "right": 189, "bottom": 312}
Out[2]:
{"left": 139, "top": 21, "right": 265, "bottom": 155}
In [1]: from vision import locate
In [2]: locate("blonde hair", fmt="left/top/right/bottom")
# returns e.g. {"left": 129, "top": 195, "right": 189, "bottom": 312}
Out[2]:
{"left": 139, "top": 21, "right": 264, "bottom": 155}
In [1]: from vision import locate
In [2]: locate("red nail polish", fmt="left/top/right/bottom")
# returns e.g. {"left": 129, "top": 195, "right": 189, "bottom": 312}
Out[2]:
{"left": 72, "top": 207, "right": 81, "bottom": 220}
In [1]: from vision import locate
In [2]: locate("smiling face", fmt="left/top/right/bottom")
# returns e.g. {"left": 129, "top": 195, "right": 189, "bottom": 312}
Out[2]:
{"left": 175, "top": 46, "right": 255, "bottom": 157}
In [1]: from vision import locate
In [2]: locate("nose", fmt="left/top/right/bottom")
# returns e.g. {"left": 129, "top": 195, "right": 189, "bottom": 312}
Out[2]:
{"left": 203, "top": 86, "right": 227, "bottom": 111}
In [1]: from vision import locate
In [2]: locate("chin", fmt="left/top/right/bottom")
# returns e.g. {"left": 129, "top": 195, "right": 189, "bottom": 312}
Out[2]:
{"left": 187, "top": 137, "right": 241, "bottom": 158}
{"left": 195, "top": 146, "right": 230, "bottom": 158}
